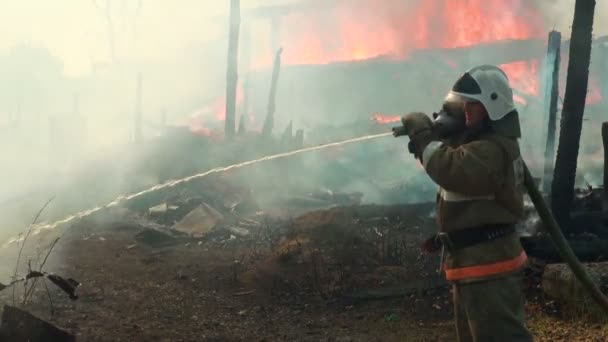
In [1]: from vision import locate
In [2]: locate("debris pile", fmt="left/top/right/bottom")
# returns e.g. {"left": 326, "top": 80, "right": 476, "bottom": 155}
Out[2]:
{"left": 240, "top": 203, "right": 444, "bottom": 298}
{"left": 542, "top": 262, "right": 608, "bottom": 319}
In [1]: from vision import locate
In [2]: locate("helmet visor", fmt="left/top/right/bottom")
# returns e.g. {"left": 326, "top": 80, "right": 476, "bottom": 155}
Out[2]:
{"left": 445, "top": 91, "right": 481, "bottom": 104}
{"left": 452, "top": 72, "right": 482, "bottom": 95}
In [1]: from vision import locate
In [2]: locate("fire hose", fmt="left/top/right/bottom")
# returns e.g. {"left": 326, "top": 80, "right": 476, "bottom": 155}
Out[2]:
{"left": 392, "top": 117, "right": 608, "bottom": 314}
{"left": 521, "top": 163, "right": 608, "bottom": 313}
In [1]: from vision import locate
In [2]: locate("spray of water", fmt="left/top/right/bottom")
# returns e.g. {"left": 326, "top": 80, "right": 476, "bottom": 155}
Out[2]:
{"left": 3, "top": 132, "right": 393, "bottom": 247}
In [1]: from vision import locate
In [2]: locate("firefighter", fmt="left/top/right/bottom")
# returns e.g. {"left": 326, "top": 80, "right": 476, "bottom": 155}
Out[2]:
{"left": 401, "top": 65, "right": 534, "bottom": 342}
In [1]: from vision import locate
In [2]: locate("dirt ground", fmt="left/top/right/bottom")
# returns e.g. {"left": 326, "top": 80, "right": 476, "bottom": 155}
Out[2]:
{"left": 1, "top": 202, "right": 607, "bottom": 341}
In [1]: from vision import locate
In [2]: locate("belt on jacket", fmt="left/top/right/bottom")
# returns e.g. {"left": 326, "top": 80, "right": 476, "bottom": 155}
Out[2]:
{"left": 438, "top": 224, "right": 515, "bottom": 251}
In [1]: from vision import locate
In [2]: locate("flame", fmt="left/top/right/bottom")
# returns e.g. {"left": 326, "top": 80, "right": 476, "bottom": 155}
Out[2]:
{"left": 213, "top": 84, "right": 244, "bottom": 122}
{"left": 186, "top": 82, "right": 245, "bottom": 136}
{"left": 500, "top": 59, "right": 540, "bottom": 97}
{"left": 371, "top": 113, "right": 401, "bottom": 124}
{"left": 556, "top": 58, "right": 604, "bottom": 106}
{"left": 254, "top": 0, "right": 545, "bottom": 67}
{"left": 586, "top": 77, "right": 603, "bottom": 105}
{"left": 513, "top": 94, "right": 528, "bottom": 106}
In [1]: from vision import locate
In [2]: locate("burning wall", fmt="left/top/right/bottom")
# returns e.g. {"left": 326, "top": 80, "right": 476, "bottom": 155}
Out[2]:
{"left": 239, "top": 1, "right": 605, "bottom": 137}
{"left": 190, "top": 0, "right": 605, "bottom": 160}
{"left": 251, "top": 0, "right": 546, "bottom": 67}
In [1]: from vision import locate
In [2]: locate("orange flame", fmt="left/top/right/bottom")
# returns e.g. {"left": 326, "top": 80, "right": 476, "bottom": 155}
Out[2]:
{"left": 371, "top": 113, "right": 401, "bottom": 124}
{"left": 187, "top": 82, "right": 245, "bottom": 136}
{"left": 586, "top": 77, "right": 603, "bottom": 105}
{"left": 500, "top": 59, "right": 540, "bottom": 97}
{"left": 254, "top": 0, "right": 545, "bottom": 67}
{"left": 513, "top": 94, "right": 528, "bottom": 106}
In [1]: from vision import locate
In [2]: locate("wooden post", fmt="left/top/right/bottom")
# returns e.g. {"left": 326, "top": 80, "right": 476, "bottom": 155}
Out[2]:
{"left": 237, "top": 114, "right": 247, "bottom": 135}
{"left": 224, "top": 0, "right": 241, "bottom": 140}
{"left": 134, "top": 72, "right": 143, "bottom": 145}
{"left": 542, "top": 31, "right": 561, "bottom": 195}
{"left": 295, "top": 129, "right": 304, "bottom": 148}
{"left": 280, "top": 120, "right": 293, "bottom": 145}
{"left": 551, "top": 0, "right": 596, "bottom": 230}
{"left": 262, "top": 47, "right": 283, "bottom": 137}
{"left": 240, "top": 77, "right": 250, "bottom": 125}
{"left": 602, "top": 122, "right": 608, "bottom": 220}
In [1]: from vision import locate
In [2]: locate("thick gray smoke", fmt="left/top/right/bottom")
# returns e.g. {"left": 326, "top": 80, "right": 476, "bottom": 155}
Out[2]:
{"left": 0, "top": 0, "right": 606, "bottom": 242}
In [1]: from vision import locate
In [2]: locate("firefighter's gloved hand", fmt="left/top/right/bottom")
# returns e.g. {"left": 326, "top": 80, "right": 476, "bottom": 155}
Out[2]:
{"left": 401, "top": 112, "right": 436, "bottom": 160}
{"left": 401, "top": 112, "right": 433, "bottom": 139}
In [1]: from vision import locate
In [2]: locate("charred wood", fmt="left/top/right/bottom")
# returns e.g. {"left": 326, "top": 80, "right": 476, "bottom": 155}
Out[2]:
{"left": 237, "top": 114, "right": 247, "bottom": 136}
{"left": 280, "top": 120, "right": 293, "bottom": 145}
{"left": 411, "top": 38, "right": 546, "bottom": 68}
{"left": 521, "top": 236, "right": 608, "bottom": 262}
{"left": 225, "top": 0, "right": 241, "bottom": 140}
{"left": 551, "top": 0, "right": 596, "bottom": 231}
{"left": 542, "top": 31, "right": 561, "bottom": 195}
{"left": 603, "top": 122, "right": 608, "bottom": 221}
{"left": 295, "top": 129, "right": 304, "bottom": 148}
{"left": 262, "top": 47, "right": 283, "bottom": 137}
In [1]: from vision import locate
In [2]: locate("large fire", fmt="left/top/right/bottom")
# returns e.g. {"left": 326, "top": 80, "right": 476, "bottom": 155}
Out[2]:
{"left": 255, "top": 0, "right": 545, "bottom": 67}
{"left": 194, "top": 1, "right": 603, "bottom": 133}
{"left": 500, "top": 60, "right": 540, "bottom": 97}
{"left": 251, "top": 0, "right": 551, "bottom": 106}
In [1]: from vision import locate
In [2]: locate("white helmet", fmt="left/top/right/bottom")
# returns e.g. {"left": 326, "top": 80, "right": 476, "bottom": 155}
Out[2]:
{"left": 444, "top": 65, "right": 516, "bottom": 121}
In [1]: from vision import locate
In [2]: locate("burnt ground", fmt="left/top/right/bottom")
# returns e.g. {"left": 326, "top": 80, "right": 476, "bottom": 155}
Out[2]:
{"left": 1, "top": 199, "right": 607, "bottom": 341}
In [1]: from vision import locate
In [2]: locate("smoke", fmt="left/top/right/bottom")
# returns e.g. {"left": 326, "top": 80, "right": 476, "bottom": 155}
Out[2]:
{"left": 537, "top": 0, "right": 608, "bottom": 35}
{"left": 0, "top": 0, "right": 607, "bottom": 245}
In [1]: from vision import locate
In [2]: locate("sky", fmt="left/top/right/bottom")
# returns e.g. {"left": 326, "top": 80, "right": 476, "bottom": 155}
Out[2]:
{"left": 1, "top": 0, "right": 607, "bottom": 76}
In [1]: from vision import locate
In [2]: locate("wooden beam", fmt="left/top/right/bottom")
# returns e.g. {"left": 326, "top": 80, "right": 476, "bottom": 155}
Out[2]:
{"left": 542, "top": 31, "right": 562, "bottom": 195}
{"left": 262, "top": 47, "right": 283, "bottom": 137}
{"left": 603, "top": 122, "right": 608, "bottom": 221}
{"left": 224, "top": 0, "right": 241, "bottom": 140}
{"left": 551, "top": 0, "right": 596, "bottom": 230}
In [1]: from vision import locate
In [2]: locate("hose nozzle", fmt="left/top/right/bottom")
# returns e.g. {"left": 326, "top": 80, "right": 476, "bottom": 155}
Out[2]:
{"left": 392, "top": 125, "right": 407, "bottom": 137}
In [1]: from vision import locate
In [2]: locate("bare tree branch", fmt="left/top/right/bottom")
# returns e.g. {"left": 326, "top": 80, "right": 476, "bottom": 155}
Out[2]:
{"left": 24, "top": 237, "right": 61, "bottom": 304}
{"left": 12, "top": 197, "right": 54, "bottom": 305}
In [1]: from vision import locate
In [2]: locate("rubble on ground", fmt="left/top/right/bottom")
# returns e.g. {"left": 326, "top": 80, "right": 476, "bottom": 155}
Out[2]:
{"left": 542, "top": 262, "right": 608, "bottom": 318}
{"left": 241, "top": 203, "right": 441, "bottom": 298}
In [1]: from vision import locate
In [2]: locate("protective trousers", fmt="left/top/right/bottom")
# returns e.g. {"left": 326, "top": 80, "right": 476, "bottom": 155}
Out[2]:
{"left": 452, "top": 274, "right": 534, "bottom": 342}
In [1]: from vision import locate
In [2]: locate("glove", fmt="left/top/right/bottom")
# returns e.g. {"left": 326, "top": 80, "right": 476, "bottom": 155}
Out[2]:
{"left": 401, "top": 112, "right": 433, "bottom": 139}
{"left": 401, "top": 112, "right": 436, "bottom": 160}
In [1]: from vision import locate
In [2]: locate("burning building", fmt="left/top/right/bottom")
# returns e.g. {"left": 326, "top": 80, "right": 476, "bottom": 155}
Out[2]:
{"left": 237, "top": 0, "right": 606, "bottom": 148}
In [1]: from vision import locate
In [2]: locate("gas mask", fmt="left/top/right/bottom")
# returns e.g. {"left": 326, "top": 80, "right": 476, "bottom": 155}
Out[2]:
{"left": 431, "top": 101, "right": 466, "bottom": 139}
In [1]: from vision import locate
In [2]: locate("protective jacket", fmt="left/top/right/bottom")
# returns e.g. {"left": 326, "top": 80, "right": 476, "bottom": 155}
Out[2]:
{"left": 412, "top": 126, "right": 528, "bottom": 283}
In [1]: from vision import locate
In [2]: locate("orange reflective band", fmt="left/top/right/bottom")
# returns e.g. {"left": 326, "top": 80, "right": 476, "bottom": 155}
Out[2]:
{"left": 444, "top": 251, "right": 528, "bottom": 281}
